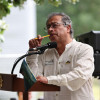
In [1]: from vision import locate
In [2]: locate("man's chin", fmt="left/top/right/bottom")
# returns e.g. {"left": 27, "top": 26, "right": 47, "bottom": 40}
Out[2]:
{"left": 49, "top": 37, "right": 57, "bottom": 42}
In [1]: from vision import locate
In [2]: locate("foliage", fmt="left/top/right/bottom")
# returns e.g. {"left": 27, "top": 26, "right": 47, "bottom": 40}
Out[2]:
{"left": 0, "top": 0, "right": 78, "bottom": 20}
{"left": 0, "top": 20, "right": 8, "bottom": 42}
{"left": 34, "top": 0, "right": 79, "bottom": 6}
{"left": 0, "top": 0, "right": 27, "bottom": 19}
{"left": 0, "top": 20, "right": 8, "bottom": 35}
{"left": 0, "top": 20, "right": 8, "bottom": 51}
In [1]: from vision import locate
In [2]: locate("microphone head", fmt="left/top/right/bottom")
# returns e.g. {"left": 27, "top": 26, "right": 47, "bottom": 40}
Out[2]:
{"left": 47, "top": 42, "right": 57, "bottom": 49}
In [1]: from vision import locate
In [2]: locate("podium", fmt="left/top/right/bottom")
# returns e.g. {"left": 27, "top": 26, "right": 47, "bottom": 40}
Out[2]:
{"left": 0, "top": 73, "right": 60, "bottom": 100}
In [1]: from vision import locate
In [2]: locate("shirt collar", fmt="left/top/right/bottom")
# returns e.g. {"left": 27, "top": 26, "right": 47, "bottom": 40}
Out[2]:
{"left": 53, "top": 39, "right": 76, "bottom": 55}
{"left": 65, "top": 39, "right": 76, "bottom": 50}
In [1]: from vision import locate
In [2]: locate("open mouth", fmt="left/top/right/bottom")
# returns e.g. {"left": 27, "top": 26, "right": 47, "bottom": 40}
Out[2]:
{"left": 49, "top": 33, "right": 57, "bottom": 37}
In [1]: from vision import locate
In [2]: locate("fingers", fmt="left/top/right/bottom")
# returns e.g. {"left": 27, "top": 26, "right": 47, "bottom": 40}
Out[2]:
{"left": 37, "top": 35, "right": 44, "bottom": 45}
{"left": 36, "top": 76, "right": 48, "bottom": 84}
{"left": 36, "top": 76, "right": 40, "bottom": 80}
{"left": 29, "top": 35, "right": 44, "bottom": 49}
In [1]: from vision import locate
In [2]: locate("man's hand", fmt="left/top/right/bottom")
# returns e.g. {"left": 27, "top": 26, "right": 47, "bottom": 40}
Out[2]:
{"left": 36, "top": 76, "right": 48, "bottom": 84}
{"left": 29, "top": 35, "right": 44, "bottom": 49}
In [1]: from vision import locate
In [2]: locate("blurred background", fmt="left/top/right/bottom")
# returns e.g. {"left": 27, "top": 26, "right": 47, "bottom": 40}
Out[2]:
{"left": 0, "top": 0, "right": 100, "bottom": 100}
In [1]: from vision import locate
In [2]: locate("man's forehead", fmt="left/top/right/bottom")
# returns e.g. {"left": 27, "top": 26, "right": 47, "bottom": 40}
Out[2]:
{"left": 47, "top": 15, "right": 62, "bottom": 24}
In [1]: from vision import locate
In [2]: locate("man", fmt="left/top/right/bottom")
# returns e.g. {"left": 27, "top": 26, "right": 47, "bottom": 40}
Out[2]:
{"left": 26, "top": 12, "right": 95, "bottom": 100}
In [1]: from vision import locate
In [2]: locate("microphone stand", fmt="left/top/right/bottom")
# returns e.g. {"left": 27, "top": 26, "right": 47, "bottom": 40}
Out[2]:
{"left": 10, "top": 50, "right": 52, "bottom": 100}
{"left": 11, "top": 50, "right": 44, "bottom": 74}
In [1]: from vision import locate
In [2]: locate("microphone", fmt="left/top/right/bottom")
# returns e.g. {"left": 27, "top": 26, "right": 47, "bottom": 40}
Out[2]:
{"left": 29, "top": 42, "right": 57, "bottom": 51}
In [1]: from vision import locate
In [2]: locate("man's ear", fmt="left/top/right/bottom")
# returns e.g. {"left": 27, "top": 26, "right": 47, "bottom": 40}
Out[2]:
{"left": 66, "top": 25, "right": 71, "bottom": 33}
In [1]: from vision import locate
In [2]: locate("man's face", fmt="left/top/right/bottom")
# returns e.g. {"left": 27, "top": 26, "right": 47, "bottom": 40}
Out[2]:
{"left": 47, "top": 15, "right": 70, "bottom": 43}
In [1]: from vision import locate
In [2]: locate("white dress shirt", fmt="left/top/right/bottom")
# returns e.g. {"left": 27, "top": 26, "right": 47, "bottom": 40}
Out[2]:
{"left": 26, "top": 39, "right": 95, "bottom": 100}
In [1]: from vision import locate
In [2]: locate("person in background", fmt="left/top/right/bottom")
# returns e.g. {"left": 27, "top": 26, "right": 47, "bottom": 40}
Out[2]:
{"left": 26, "top": 12, "right": 95, "bottom": 100}
{"left": 18, "top": 92, "right": 32, "bottom": 100}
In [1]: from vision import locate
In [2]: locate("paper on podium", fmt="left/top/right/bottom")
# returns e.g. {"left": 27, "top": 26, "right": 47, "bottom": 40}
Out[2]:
{"left": 20, "top": 59, "right": 36, "bottom": 91}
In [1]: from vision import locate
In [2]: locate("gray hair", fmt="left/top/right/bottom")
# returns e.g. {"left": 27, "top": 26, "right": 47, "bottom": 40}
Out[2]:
{"left": 46, "top": 12, "right": 74, "bottom": 38}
